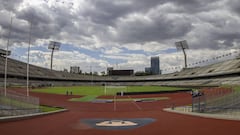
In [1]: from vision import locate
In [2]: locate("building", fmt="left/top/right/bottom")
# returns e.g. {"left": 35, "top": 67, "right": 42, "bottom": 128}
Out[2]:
{"left": 110, "top": 70, "right": 134, "bottom": 76}
{"left": 145, "top": 67, "right": 151, "bottom": 74}
{"left": 151, "top": 56, "right": 160, "bottom": 75}
{"left": 63, "top": 68, "right": 68, "bottom": 72}
{"left": 70, "top": 66, "right": 81, "bottom": 74}
{"left": 107, "top": 67, "right": 114, "bottom": 75}
{"left": 108, "top": 69, "right": 134, "bottom": 76}
{"left": 0, "top": 49, "right": 11, "bottom": 56}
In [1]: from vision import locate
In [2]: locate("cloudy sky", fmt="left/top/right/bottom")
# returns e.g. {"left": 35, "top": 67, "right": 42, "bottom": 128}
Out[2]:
{"left": 0, "top": 0, "right": 240, "bottom": 74}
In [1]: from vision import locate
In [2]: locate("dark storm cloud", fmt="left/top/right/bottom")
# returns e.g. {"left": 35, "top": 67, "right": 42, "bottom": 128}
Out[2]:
{"left": 187, "top": 29, "right": 240, "bottom": 50}
{"left": 170, "top": 0, "right": 219, "bottom": 13}
{"left": 0, "top": 13, "right": 13, "bottom": 32}
{"left": 8, "top": 7, "right": 56, "bottom": 43}
{"left": 0, "top": 0, "right": 23, "bottom": 11}
{"left": 187, "top": 0, "right": 240, "bottom": 51}
{"left": 213, "top": 32, "right": 240, "bottom": 48}
{"left": 228, "top": 0, "right": 240, "bottom": 15}
{"left": 116, "top": 14, "right": 192, "bottom": 43}
{"left": 17, "top": 7, "right": 52, "bottom": 26}
{"left": 0, "top": 13, "right": 30, "bottom": 44}
{"left": 4, "top": 4, "right": 80, "bottom": 44}
{"left": 129, "top": 0, "right": 166, "bottom": 12}
{"left": 82, "top": 0, "right": 133, "bottom": 26}
{"left": 82, "top": 0, "right": 172, "bottom": 26}
{"left": 81, "top": 0, "right": 194, "bottom": 44}
{"left": 80, "top": 0, "right": 224, "bottom": 46}
{"left": 0, "top": 0, "right": 239, "bottom": 51}
{"left": 128, "top": 0, "right": 219, "bottom": 13}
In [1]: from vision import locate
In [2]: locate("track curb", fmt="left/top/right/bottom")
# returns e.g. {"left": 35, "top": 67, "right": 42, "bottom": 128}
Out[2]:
{"left": 163, "top": 108, "right": 240, "bottom": 121}
{"left": 0, "top": 108, "right": 68, "bottom": 122}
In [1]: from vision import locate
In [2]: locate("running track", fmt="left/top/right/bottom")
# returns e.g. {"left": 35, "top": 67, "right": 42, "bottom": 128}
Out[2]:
{"left": 1, "top": 92, "right": 240, "bottom": 135}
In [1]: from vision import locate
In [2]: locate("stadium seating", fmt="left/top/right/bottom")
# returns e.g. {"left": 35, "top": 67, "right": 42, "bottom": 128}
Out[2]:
{"left": 1, "top": 55, "right": 240, "bottom": 87}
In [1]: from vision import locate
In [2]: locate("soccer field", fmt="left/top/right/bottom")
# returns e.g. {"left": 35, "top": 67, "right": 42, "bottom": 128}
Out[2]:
{"left": 32, "top": 85, "right": 187, "bottom": 96}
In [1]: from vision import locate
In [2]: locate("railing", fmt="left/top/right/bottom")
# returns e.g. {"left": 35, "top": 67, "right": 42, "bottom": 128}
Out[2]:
{"left": 0, "top": 89, "right": 39, "bottom": 116}
{"left": 192, "top": 88, "right": 240, "bottom": 115}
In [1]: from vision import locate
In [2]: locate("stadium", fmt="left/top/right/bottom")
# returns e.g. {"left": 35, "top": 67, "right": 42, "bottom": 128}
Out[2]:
{"left": 1, "top": 0, "right": 240, "bottom": 135}
{"left": 1, "top": 49, "right": 240, "bottom": 135}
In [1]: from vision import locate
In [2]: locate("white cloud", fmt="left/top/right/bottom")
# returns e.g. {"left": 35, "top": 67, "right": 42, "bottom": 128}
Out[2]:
{"left": 104, "top": 46, "right": 123, "bottom": 55}
{"left": 1, "top": 0, "right": 240, "bottom": 74}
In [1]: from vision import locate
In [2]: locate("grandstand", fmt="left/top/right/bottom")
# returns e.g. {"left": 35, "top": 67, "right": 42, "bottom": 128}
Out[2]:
{"left": 1, "top": 54, "right": 240, "bottom": 117}
{"left": 1, "top": 55, "right": 240, "bottom": 87}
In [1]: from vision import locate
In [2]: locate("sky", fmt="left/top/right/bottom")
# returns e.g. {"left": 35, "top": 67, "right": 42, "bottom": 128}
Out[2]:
{"left": 0, "top": 0, "right": 240, "bottom": 74}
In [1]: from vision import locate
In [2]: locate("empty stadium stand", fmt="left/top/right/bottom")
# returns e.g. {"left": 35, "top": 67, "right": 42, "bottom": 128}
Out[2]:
{"left": 1, "top": 55, "right": 240, "bottom": 87}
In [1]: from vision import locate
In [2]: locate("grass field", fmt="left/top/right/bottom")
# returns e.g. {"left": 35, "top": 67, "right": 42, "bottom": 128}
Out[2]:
{"left": 32, "top": 86, "right": 187, "bottom": 102}
{"left": 233, "top": 86, "right": 240, "bottom": 91}
{"left": 69, "top": 96, "right": 169, "bottom": 102}
{"left": 39, "top": 105, "right": 63, "bottom": 112}
{"left": 32, "top": 85, "right": 187, "bottom": 96}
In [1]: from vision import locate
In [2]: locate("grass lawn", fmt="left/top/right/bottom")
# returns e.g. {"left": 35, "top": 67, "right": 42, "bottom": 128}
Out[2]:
{"left": 70, "top": 96, "right": 169, "bottom": 102}
{"left": 39, "top": 105, "right": 63, "bottom": 112}
{"left": 32, "top": 85, "right": 187, "bottom": 96}
{"left": 126, "top": 86, "right": 186, "bottom": 92}
{"left": 233, "top": 86, "right": 240, "bottom": 91}
{"left": 220, "top": 85, "right": 240, "bottom": 91}
{"left": 32, "top": 85, "right": 187, "bottom": 102}
{"left": 69, "top": 95, "right": 98, "bottom": 102}
{"left": 32, "top": 86, "right": 105, "bottom": 96}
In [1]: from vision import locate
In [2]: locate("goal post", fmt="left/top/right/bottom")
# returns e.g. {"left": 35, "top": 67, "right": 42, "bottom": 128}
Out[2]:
{"left": 104, "top": 84, "right": 128, "bottom": 95}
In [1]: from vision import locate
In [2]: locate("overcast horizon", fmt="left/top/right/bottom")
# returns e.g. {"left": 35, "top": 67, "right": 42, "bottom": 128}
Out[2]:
{"left": 0, "top": 0, "right": 240, "bottom": 74}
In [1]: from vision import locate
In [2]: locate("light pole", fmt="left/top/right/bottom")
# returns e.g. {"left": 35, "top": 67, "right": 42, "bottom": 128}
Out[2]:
{"left": 90, "top": 65, "right": 93, "bottom": 85}
{"left": 175, "top": 40, "right": 189, "bottom": 68}
{"left": 26, "top": 17, "right": 33, "bottom": 97}
{"left": 4, "top": 16, "right": 13, "bottom": 96}
{"left": 48, "top": 41, "right": 61, "bottom": 70}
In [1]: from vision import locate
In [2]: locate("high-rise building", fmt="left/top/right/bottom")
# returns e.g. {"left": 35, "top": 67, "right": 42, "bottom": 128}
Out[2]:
{"left": 151, "top": 56, "right": 160, "bottom": 75}
{"left": 145, "top": 67, "right": 151, "bottom": 74}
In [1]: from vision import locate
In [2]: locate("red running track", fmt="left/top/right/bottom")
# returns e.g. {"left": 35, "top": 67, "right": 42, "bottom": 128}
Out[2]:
{"left": 1, "top": 92, "right": 240, "bottom": 135}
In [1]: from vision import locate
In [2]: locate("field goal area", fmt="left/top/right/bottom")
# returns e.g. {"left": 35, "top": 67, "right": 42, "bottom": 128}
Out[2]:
{"left": 103, "top": 85, "right": 142, "bottom": 111}
{"left": 104, "top": 84, "right": 128, "bottom": 96}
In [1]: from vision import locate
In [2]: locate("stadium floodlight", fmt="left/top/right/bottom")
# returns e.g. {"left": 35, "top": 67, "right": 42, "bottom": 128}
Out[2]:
{"left": 175, "top": 40, "right": 189, "bottom": 68}
{"left": 175, "top": 40, "right": 189, "bottom": 50}
{"left": 48, "top": 41, "right": 61, "bottom": 70}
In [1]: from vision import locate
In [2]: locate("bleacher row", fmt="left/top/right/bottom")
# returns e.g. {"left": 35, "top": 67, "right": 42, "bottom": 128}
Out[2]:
{"left": 1, "top": 56, "right": 240, "bottom": 87}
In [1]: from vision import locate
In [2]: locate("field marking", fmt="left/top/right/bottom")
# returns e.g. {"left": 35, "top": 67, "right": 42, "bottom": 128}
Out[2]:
{"left": 114, "top": 95, "right": 117, "bottom": 111}
{"left": 128, "top": 96, "right": 142, "bottom": 111}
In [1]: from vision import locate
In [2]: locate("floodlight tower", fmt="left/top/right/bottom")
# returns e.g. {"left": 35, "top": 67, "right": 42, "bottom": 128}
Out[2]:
{"left": 175, "top": 40, "right": 189, "bottom": 68}
{"left": 48, "top": 41, "right": 61, "bottom": 70}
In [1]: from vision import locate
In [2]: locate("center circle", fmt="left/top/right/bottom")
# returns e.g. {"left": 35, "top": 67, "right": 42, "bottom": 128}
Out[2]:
{"left": 96, "top": 120, "right": 138, "bottom": 127}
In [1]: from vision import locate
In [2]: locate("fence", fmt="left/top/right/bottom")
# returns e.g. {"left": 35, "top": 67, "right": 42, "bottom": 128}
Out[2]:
{"left": 0, "top": 89, "right": 39, "bottom": 116}
{"left": 192, "top": 87, "right": 240, "bottom": 115}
